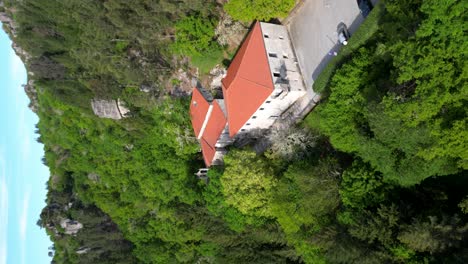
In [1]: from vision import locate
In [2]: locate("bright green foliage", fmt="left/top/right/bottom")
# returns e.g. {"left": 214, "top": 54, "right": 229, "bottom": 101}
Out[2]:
{"left": 388, "top": 245, "right": 417, "bottom": 263}
{"left": 224, "top": 0, "right": 295, "bottom": 22}
{"left": 221, "top": 149, "right": 276, "bottom": 217}
{"left": 170, "top": 15, "right": 220, "bottom": 56}
{"left": 340, "top": 160, "right": 388, "bottom": 209}
{"left": 288, "top": 237, "right": 326, "bottom": 264}
{"left": 308, "top": 0, "right": 467, "bottom": 186}
{"left": 384, "top": 0, "right": 468, "bottom": 169}
{"left": 4, "top": 0, "right": 468, "bottom": 262}
{"left": 3, "top": 0, "right": 302, "bottom": 262}
{"left": 306, "top": 1, "right": 468, "bottom": 260}
{"left": 170, "top": 14, "right": 225, "bottom": 73}
{"left": 202, "top": 167, "right": 258, "bottom": 232}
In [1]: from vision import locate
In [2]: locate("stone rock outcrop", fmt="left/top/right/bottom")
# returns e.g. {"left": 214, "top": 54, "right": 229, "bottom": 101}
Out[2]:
{"left": 60, "top": 219, "right": 83, "bottom": 235}
{"left": 215, "top": 14, "right": 248, "bottom": 47}
{"left": 91, "top": 99, "right": 121, "bottom": 119}
{"left": 0, "top": 5, "right": 19, "bottom": 38}
{"left": 91, "top": 99, "right": 130, "bottom": 119}
{"left": 0, "top": 12, "right": 12, "bottom": 23}
{"left": 209, "top": 65, "right": 227, "bottom": 90}
{"left": 23, "top": 80, "right": 39, "bottom": 113}
{"left": 76, "top": 247, "right": 91, "bottom": 255}
{"left": 87, "top": 173, "right": 100, "bottom": 183}
{"left": 117, "top": 98, "right": 130, "bottom": 117}
{"left": 2, "top": 5, "right": 38, "bottom": 113}
{"left": 140, "top": 84, "right": 154, "bottom": 93}
{"left": 168, "top": 68, "right": 197, "bottom": 98}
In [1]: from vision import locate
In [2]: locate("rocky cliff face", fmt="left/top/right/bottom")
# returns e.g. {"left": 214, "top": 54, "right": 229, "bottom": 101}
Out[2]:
{"left": 60, "top": 219, "right": 83, "bottom": 235}
{"left": 0, "top": 4, "right": 17, "bottom": 36}
{"left": 23, "top": 80, "right": 39, "bottom": 112}
{"left": 0, "top": 4, "right": 29, "bottom": 59}
{"left": 1, "top": 3, "right": 39, "bottom": 113}
{"left": 91, "top": 99, "right": 130, "bottom": 119}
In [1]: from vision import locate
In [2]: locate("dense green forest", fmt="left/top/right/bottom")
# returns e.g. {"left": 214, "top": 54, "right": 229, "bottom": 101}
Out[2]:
{"left": 1, "top": 0, "right": 467, "bottom": 263}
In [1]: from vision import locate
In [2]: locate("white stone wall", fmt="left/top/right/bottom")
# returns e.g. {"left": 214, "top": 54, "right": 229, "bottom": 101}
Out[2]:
{"left": 215, "top": 126, "right": 232, "bottom": 148}
{"left": 213, "top": 100, "right": 233, "bottom": 148}
{"left": 212, "top": 149, "right": 227, "bottom": 166}
{"left": 237, "top": 89, "right": 305, "bottom": 133}
{"left": 91, "top": 99, "right": 124, "bottom": 120}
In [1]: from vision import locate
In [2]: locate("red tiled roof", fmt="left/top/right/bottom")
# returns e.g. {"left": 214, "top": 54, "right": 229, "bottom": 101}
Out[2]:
{"left": 221, "top": 21, "right": 274, "bottom": 137}
{"left": 190, "top": 88, "right": 210, "bottom": 138}
{"left": 201, "top": 138, "right": 216, "bottom": 167}
{"left": 190, "top": 88, "right": 227, "bottom": 167}
{"left": 202, "top": 100, "right": 227, "bottom": 147}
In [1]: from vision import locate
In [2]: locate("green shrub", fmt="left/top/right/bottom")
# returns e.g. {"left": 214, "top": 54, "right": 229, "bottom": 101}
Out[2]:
{"left": 170, "top": 15, "right": 221, "bottom": 57}
{"left": 224, "top": 0, "right": 295, "bottom": 22}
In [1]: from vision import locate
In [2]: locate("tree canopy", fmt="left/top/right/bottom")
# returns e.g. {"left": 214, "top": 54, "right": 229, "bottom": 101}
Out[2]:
{"left": 2, "top": 0, "right": 467, "bottom": 263}
{"left": 224, "top": 0, "right": 295, "bottom": 22}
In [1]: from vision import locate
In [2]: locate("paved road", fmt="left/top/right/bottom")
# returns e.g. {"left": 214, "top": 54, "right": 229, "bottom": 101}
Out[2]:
{"left": 287, "top": 0, "right": 364, "bottom": 90}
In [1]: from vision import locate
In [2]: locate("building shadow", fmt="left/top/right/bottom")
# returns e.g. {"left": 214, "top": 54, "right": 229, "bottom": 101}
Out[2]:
{"left": 311, "top": 42, "right": 341, "bottom": 81}
{"left": 311, "top": 14, "right": 364, "bottom": 82}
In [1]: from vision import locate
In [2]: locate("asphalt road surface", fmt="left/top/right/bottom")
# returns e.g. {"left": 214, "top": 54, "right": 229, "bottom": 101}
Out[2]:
{"left": 287, "top": 0, "right": 365, "bottom": 90}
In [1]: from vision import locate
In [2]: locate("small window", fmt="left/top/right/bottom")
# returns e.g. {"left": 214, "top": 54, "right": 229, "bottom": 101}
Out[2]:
{"left": 273, "top": 72, "right": 280, "bottom": 77}
{"left": 264, "top": 34, "right": 269, "bottom": 38}
{"left": 252, "top": 116, "right": 257, "bottom": 119}
{"left": 259, "top": 108, "right": 265, "bottom": 110}
{"left": 268, "top": 53, "right": 278, "bottom": 58}
{"left": 279, "top": 36, "right": 284, "bottom": 40}
{"left": 241, "top": 129, "right": 246, "bottom": 132}
{"left": 266, "top": 101, "right": 271, "bottom": 104}
{"left": 283, "top": 54, "right": 288, "bottom": 59}
{"left": 246, "top": 123, "right": 251, "bottom": 126}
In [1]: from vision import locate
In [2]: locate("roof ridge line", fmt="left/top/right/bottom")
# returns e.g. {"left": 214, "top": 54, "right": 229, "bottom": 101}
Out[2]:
{"left": 197, "top": 104, "right": 213, "bottom": 140}
{"left": 224, "top": 21, "right": 259, "bottom": 90}
{"left": 237, "top": 75, "right": 274, "bottom": 91}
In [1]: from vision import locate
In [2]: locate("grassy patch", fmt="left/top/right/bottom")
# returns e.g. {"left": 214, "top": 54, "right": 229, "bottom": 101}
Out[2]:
{"left": 191, "top": 47, "right": 225, "bottom": 74}
{"left": 312, "top": 3, "right": 384, "bottom": 95}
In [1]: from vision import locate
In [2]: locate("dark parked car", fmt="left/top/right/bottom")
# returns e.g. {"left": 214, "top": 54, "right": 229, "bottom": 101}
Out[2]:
{"left": 357, "top": 0, "right": 373, "bottom": 18}
{"left": 337, "top": 23, "right": 350, "bottom": 46}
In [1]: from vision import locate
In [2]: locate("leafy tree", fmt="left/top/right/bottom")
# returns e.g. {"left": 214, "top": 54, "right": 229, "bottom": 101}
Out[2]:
{"left": 459, "top": 196, "right": 468, "bottom": 214}
{"left": 220, "top": 149, "right": 276, "bottom": 217}
{"left": 224, "top": 0, "right": 295, "bottom": 22}
{"left": 309, "top": 0, "right": 467, "bottom": 186}
{"left": 384, "top": 0, "right": 467, "bottom": 170}
{"left": 272, "top": 158, "right": 341, "bottom": 234}
{"left": 6, "top": 0, "right": 468, "bottom": 262}
{"left": 170, "top": 14, "right": 221, "bottom": 57}
{"left": 202, "top": 167, "right": 258, "bottom": 232}
{"left": 340, "top": 160, "right": 389, "bottom": 209}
